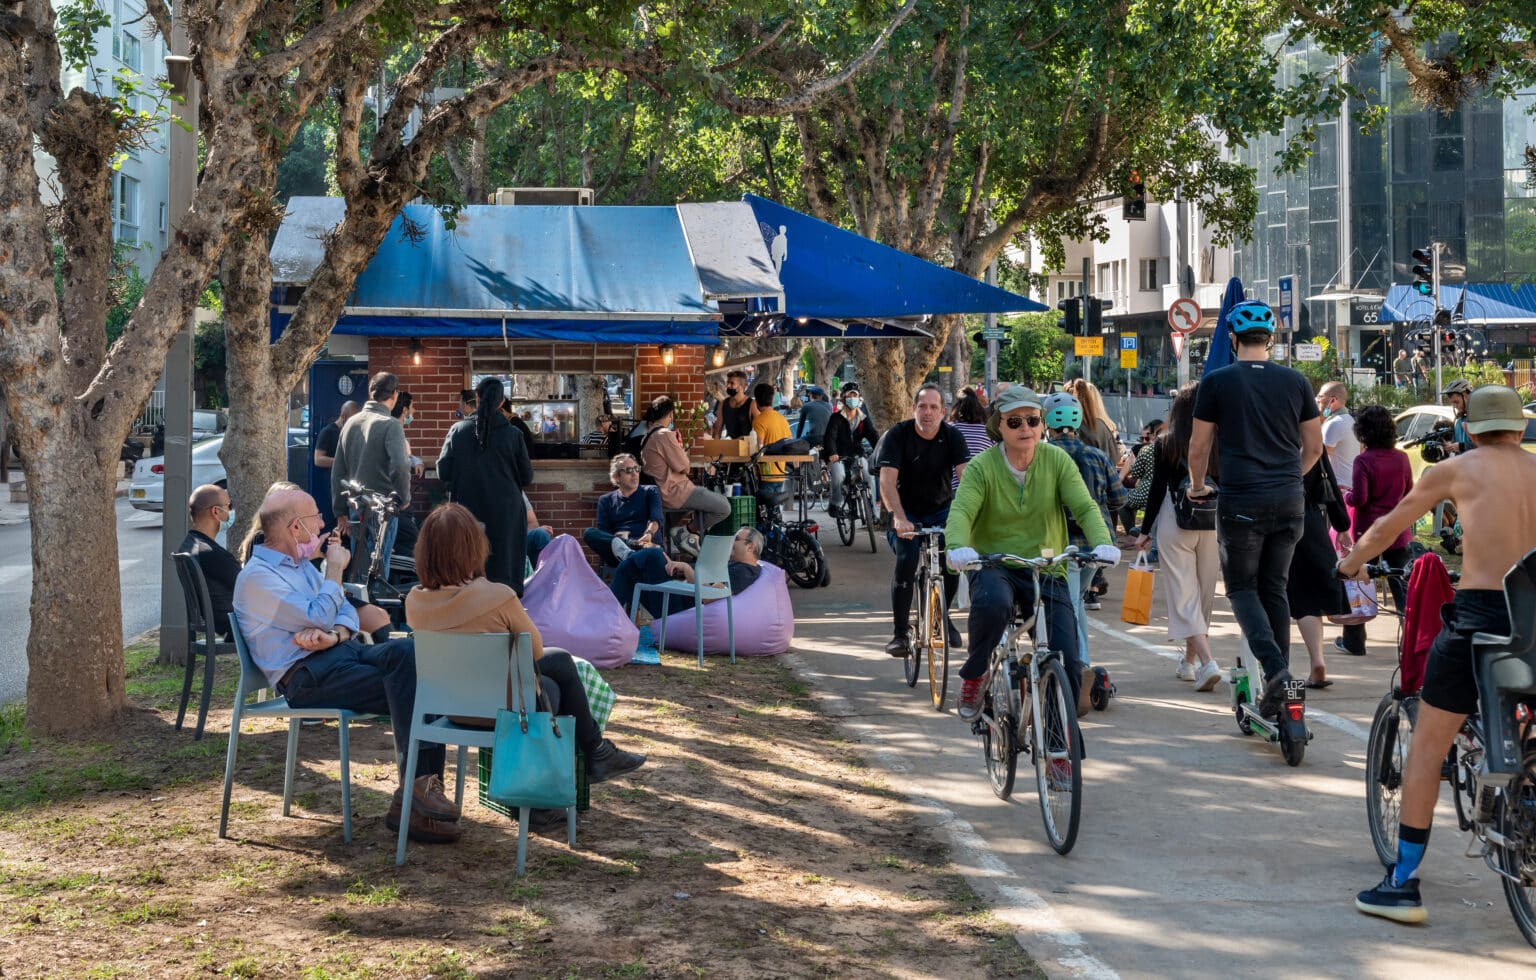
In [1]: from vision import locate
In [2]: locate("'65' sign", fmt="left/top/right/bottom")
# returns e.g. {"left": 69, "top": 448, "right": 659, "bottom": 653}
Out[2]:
{"left": 1350, "top": 297, "right": 1385, "bottom": 326}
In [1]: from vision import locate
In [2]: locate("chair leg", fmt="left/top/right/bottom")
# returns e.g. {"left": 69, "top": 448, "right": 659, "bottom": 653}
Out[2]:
{"left": 337, "top": 719, "right": 353, "bottom": 844}
{"left": 195, "top": 642, "right": 218, "bottom": 740}
{"left": 395, "top": 737, "right": 421, "bottom": 865}
{"left": 567, "top": 805, "right": 577, "bottom": 847}
{"left": 515, "top": 807, "right": 531, "bottom": 876}
{"left": 454, "top": 745, "right": 468, "bottom": 809}
{"left": 657, "top": 593, "right": 670, "bottom": 653}
{"left": 218, "top": 705, "right": 243, "bottom": 839}
{"left": 727, "top": 595, "right": 736, "bottom": 664}
{"left": 696, "top": 586, "right": 705, "bottom": 668}
{"left": 282, "top": 720, "right": 300, "bottom": 817}
{"left": 175, "top": 638, "right": 198, "bottom": 732}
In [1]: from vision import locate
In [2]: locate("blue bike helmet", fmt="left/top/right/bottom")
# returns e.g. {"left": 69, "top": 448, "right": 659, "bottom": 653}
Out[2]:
{"left": 1042, "top": 392, "right": 1083, "bottom": 431}
{"left": 1226, "top": 300, "right": 1276, "bottom": 335}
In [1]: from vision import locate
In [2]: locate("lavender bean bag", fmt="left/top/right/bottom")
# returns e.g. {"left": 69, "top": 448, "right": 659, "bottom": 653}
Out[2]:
{"left": 523, "top": 534, "right": 639, "bottom": 668}
{"left": 653, "top": 561, "right": 794, "bottom": 657}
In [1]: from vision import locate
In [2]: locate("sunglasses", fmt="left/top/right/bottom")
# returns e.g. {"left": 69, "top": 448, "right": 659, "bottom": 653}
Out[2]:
{"left": 1004, "top": 415, "right": 1043, "bottom": 430}
{"left": 617, "top": 466, "right": 641, "bottom": 474}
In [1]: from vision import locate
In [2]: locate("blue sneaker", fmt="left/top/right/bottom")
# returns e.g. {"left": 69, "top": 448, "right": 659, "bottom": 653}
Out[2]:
{"left": 1355, "top": 872, "right": 1426, "bottom": 924}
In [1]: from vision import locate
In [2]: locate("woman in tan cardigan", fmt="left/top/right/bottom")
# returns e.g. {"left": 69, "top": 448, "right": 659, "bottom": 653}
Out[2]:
{"left": 405, "top": 504, "right": 645, "bottom": 794}
{"left": 638, "top": 396, "right": 732, "bottom": 531}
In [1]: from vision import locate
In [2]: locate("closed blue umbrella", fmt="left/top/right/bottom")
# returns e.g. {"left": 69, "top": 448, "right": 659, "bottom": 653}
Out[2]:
{"left": 1204, "top": 277, "right": 1246, "bottom": 373}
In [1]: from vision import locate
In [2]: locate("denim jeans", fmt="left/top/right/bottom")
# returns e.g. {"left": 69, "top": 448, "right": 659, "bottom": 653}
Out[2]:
{"left": 963, "top": 569, "right": 1083, "bottom": 706}
{"left": 583, "top": 527, "right": 623, "bottom": 567}
{"left": 280, "top": 637, "right": 443, "bottom": 784}
{"left": 1067, "top": 564, "right": 1092, "bottom": 668}
{"left": 887, "top": 507, "right": 955, "bottom": 636}
{"left": 1216, "top": 492, "right": 1305, "bottom": 680}
{"left": 526, "top": 528, "right": 552, "bottom": 570}
{"left": 828, "top": 457, "right": 875, "bottom": 512}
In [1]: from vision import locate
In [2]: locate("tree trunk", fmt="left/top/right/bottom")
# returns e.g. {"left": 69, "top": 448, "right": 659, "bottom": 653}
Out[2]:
{"left": 849, "top": 339, "right": 911, "bottom": 431}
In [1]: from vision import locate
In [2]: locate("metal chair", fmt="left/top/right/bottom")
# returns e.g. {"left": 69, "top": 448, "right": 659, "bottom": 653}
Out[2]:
{"left": 170, "top": 552, "right": 236, "bottom": 739}
{"left": 631, "top": 532, "right": 736, "bottom": 666}
{"left": 219, "top": 612, "right": 361, "bottom": 843}
{"left": 396, "top": 631, "right": 576, "bottom": 872}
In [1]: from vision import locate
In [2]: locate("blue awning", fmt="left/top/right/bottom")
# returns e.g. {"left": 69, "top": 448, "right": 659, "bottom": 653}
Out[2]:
{"left": 1380, "top": 283, "right": 1536, "bottom": 324}
{"left": 742, "top": 194, "right": 1044, "bottom": 321}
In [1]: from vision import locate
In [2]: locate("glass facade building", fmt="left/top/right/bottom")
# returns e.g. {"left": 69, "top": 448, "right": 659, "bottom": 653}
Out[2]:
{"left": 1233, "top": 37, "right": 1536, "bottom": 362}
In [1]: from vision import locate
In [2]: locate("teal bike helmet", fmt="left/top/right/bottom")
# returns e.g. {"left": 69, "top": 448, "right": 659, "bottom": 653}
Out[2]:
{"left": 1042, "top": 392, "right": 1083, "bottom": 431}
{"left": 1226, "top": 300, "right": 1276, "bottom": 335}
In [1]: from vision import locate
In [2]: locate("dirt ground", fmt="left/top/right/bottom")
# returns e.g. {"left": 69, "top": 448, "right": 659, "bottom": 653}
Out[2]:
{"left": 0, "top": 641, "right": 1040, "bottom": 979}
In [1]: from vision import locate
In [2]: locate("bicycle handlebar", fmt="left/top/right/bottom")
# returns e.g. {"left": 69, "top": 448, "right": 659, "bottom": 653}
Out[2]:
{"left": 957, "top": 548, "right": 1109, "bottom": 572}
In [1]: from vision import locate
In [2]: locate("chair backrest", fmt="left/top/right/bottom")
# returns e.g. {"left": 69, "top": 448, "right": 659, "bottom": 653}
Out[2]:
{"left": 694, "top": 533, "right": 735, "bottom": 592}
{"left": 1502, "top": 549, "right": 1536, "bottom": 655}
{"left": 411, "top": 630, "right": 538, "bottom": 719}
{"left": 225, "top": 612, "right": 270, "bottom": 700}
{"left": 171, "top": 551, "right": 214, "bottom": 638}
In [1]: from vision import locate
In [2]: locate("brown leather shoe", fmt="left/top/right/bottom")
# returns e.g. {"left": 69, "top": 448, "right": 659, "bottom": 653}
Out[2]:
{"left": 412, "top": 774, "right": 461, "bottom": 822}
{"left": 386, "top": 795, "right": 462, "bottom": 844}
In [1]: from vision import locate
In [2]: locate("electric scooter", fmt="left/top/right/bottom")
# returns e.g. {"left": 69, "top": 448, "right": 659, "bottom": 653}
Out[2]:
{"left": 1228, "top": 642, "right": 1311, "bottom": 766}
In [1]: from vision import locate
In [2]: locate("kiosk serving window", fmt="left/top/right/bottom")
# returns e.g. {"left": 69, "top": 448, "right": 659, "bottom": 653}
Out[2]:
{"left": 469, "top": 343, "right": 636, "bottom": 444}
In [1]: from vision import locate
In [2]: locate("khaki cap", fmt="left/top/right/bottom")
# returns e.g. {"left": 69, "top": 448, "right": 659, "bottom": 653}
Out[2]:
{"left": 1465, "top": 385, "right": 1527, "bottom": 435}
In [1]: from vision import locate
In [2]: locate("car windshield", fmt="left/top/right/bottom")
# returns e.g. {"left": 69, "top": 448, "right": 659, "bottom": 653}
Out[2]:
{"left": 1526, "top": 419, "right": 1536, "bottom": 443}
{"left": 191, "top": 436, "right": 224, "bottom": 461}
{"left": 193, "top": 410, "right": 223, "bottom": 431}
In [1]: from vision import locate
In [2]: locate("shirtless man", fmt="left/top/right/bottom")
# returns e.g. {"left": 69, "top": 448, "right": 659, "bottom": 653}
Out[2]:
{"left": 1338, "top": 385, "right": 1536, "bottom": 923}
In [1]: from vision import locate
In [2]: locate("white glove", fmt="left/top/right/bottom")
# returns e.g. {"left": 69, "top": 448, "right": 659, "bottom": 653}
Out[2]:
{"left": 1091, "top": 544, "right": 1122, "bottom": 566}
{"left": 947, "top": 547, "right": 979, "bottom": 569}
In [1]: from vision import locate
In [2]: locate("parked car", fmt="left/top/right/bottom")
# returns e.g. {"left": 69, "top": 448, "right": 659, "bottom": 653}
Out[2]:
{"left": 129, "top": 428, "right": 309, "bottom": 512}
{"left": 1395, "top": 404, "right": 1536, "bottom": 480}
{"left": 193, "top": 409, "right": 228, "bottom": 442}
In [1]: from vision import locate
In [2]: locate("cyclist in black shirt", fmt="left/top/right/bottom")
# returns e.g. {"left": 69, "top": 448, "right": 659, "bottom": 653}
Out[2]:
{"left": 823, "top": 389, "right": 880, "bottom": 518}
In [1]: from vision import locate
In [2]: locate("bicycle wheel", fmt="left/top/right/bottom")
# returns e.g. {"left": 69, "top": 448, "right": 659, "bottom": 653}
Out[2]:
{"left": 781, "top": 528, "right": 825, "bottom": 589}
{"left": 905, "top": 569, "right": 927, "bottom": 688}
{"left": 926, "top": 576, "right": 949, "bottom": 710}
{"left": 1365, "top": 691, "right": 1414, "bottom": 868}
{"left": 1496, "top": 750, "right": 1536, "bottom": 949}
{"left": 860, "top": 491, "right": 878, "bottom": 553}
{"left": 1033, "top": 658, "right": 1083, "bottom": 855}
{"left": 835, "top": 498, "right": 855, "bottom": 545}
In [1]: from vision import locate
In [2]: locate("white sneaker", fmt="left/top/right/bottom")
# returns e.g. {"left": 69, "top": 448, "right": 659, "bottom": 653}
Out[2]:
{"left": 1175, "top": 659, "right": 1196, "bottom": 682}
{"left": 1194, "top": 660, "right": 1223, "bottom": 691}
{"left": 611, "top": 537, "right": 633, "bottom": 562}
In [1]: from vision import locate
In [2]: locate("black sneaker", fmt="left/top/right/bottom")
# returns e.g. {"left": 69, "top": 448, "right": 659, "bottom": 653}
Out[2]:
{"left": 1334, "top": 637, "right": 1366, "bottom": 657}
{"left": 945, "top": 619, "right": 962, "bottom": 649}
{"left": 1355, "top": 871, "right": 1426, "bottom": 924}
{"left": 1257, "top": 669, "right": 1294, "bottom": 719}
{"left": 587, "top": 738, "right": 646, "bottom": 783}
{"left": 885, "top": 634, "right": 912, "bottom": 658}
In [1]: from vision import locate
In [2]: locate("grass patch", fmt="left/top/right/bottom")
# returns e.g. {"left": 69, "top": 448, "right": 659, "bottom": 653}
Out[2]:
{"left": 345, "top": 879, "right": 400, "bottom": 906}
{"left": 0, "top": 701, "right": 28, "bottom": 755}
{"left": 112, "top": 899, "right": 185, "bottom": 925}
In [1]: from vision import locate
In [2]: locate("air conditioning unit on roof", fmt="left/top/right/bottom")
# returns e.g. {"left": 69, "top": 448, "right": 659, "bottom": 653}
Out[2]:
{"left": 490, "top": 187, "right": 594, "bottom": 206}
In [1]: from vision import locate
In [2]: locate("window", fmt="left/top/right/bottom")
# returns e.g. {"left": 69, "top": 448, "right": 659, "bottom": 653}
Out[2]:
{"left": 120, "top": 31, "right": 142, "bottom": 72}
{"left": 1096, "top": 263, "right": 1111, "bottom": 295}
{"left": 158, "top": 201, "right": 168, "bottom": 233}
{"left": 1138, "top": 259, "right": 1162, "bottom": 291}
{"left": 1055, "top": 280, "right": 1080, "bottom": 301}
{"left": 114, "top": 173, "right": 139, "bottom": 244}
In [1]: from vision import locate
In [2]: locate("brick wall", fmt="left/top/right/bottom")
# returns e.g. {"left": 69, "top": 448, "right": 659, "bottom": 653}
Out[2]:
{"left": 636, "top": 344, "right": 709, "bottom": 416}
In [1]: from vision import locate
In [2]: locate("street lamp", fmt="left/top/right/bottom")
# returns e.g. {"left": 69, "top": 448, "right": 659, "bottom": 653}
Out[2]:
{"left": 659, "top": 344, "right": 675, "bottom": 367}
{"left": 409, "top": 337, "right": 423, "bottom": 366}
{"left": 711, "top": 346, "right": 726, "bottom": 369}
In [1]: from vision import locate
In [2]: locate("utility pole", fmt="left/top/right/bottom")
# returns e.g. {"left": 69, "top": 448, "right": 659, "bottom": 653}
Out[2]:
{"left": 983, "top": 261, "right": 998, "bottom": 399}
{"left": 1432, "top": 242, "right": 1444, "bottom": 404}
{"left": 1081, "top": 257, "right": 1092, "bottom": 383}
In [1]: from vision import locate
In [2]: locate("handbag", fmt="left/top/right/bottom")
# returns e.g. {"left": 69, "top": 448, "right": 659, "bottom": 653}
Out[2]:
{"left": 1120, "top": 552, "right": 1155, "bottom": 625}
{"left": 1171, "top": 475, "right": 1218, "bottom": 532}
{"left": 487, "top": 638, "right": 578, "bottom": 810}
{"left": 1329, "top": 578, "right": 1380, "bottom": 625}
{"left": 1317, "top": 455, "right": 1351, "bottom": 533}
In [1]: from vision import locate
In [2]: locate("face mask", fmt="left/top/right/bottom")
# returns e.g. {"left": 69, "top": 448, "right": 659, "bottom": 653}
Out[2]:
{"left": 845, "top": 397, "right": 862, "bottom": 410}
{"left": 726, "top": 387, "right": 738, "bottom": 397}
{"left": 402, "top": 414, "right": 414, "bottom": 426}
{"left": 220, "top": 509, "right": 235, "bottom": 531}
{"left": 294, "top": 534, "right": 323, "bottom": 562}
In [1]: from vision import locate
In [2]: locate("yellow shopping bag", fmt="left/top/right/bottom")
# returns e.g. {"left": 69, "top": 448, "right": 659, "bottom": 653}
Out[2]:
{"left": 1120, "top": 552, "right": 1154, "bottom": 626}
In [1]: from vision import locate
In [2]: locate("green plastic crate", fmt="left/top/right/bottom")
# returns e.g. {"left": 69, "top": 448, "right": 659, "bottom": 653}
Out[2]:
{"left": 718, "top": 495, "right": 756, "bottom": 535}
{"left": 476, "top": 746, "right": 590, "bottom": 816}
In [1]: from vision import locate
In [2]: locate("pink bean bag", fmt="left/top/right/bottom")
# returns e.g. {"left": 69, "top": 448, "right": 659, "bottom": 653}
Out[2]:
{"left": 654, "top": 561, "right": 794, "bottom": 657}
{"left": 523, "top": 534, "right": 639, "bottom": 668}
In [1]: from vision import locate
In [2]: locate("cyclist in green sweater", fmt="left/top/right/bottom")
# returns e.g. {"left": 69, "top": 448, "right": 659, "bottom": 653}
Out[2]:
{"left": 946, "top": 386, "right": 1121, "bottom": 720}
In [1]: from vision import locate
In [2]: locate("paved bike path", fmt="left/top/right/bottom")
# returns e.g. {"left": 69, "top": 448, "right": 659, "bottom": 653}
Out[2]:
{"left": 789, "top": 537, "right": 1536, "bottom": 978}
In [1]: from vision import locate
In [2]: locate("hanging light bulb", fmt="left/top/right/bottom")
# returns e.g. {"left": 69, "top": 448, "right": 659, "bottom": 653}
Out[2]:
{"left": 712, "top": 347, "right": 726, "bottom": 368}
{"left": 659, "top": 344, "right": 675, "bottom": 367}
{"left": 409, "top": 337, "right": 424, "bottom": 366}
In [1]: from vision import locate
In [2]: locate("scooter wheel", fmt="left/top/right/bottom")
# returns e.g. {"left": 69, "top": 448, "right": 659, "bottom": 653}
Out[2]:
{"left": 1235, "top": 705, "right": 1255, "bottom": 736}
{"left": 1090, "top": 667, "right": 1113, "bottom": 711}
{"left": 1280, "top": 718, "right": 1307, "bottom": 767}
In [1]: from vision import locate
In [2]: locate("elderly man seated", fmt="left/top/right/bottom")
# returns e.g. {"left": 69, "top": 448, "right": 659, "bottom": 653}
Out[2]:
{"left": 232, "top": 485, "right": 462, "bottom": 844}
{"left": 610, "top": 526, "right": 763, "bottom": 619}
{"left": 583, "top": 453, "right": 665, "bottom": 567}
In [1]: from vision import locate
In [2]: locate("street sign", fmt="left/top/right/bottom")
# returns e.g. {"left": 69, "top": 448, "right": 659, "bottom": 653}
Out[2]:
{"left": 1278, "top": 275, "right": 1294, "bottom": 334}
{"left": 1350, "top": 297, "right": 1386, "bottom": 327}
{"left": 936, "top": 365, "right": 953, "bottom": 373}
{"left": 980, "top": 326, "right": 1007, "bottom": 341}
{"left": 1167, "top": 298, "right": 1201, "bottom": 334}
{"left": 1075, "top": 336, "right": 1104, "bottom": 356}
{"left": 1120, "top": 334, "right": 1138, "bottom": 350}
{"left": 1273, "top": 342, "right": 1289, "bottom": 361}
{"left": 1295, "top": 342, "right": 1323, "bottom": 362}
{"left": 1120, "top": 350, "right": 1138, "bottom": 369}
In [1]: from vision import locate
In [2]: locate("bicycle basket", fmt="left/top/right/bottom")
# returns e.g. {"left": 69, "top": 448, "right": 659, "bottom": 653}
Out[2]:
{"left": 1474, "top": 549, "right": 1536, "bottom": 774}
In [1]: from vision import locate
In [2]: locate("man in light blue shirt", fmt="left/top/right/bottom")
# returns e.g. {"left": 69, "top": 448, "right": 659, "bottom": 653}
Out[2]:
{"left": 233, "top": 486, "right": 461, "bottom": 844}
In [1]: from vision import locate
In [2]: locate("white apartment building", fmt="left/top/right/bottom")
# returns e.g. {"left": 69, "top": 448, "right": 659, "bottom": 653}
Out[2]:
{"left": 35, "top": 0, "right": 172, "bottom": 280}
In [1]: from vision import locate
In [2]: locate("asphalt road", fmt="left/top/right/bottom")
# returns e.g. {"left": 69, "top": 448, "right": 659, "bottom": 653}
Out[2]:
{"left": 0, "top": 498, "right": 177, "bottom": 705}
{"left": 789, "top": 519, "right": 1536, "bottom": 978}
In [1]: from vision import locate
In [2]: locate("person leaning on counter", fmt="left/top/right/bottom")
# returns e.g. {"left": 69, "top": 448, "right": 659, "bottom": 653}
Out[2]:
{"left": 637, "top": 396, "right": 732, "bottom": 533}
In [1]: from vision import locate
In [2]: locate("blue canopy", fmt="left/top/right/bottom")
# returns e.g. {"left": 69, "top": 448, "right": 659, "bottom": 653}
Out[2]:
{"left": 1379, "top": 283, "right": 1536, "bottom": 324}
{"left": 1205, "top": 277, "right": 1245, "bottom": 373}
{"left": 742, "top": 194, "right": 1043, "bottom": 321}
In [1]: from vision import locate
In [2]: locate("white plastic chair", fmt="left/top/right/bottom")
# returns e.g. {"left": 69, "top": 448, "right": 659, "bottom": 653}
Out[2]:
{"left": 631, "top": 532, "right": 736, "bottom": 666}
{"left": 395, "top": 631, "right": 577, "bottom": 871}
{"left": 220, "top": 612, "right": 360, "bottom": 843}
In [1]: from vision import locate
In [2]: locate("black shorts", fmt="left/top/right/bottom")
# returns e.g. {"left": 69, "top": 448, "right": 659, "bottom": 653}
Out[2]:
{"left": 1421, "top": 589, "right": 1511, "bottom": 716}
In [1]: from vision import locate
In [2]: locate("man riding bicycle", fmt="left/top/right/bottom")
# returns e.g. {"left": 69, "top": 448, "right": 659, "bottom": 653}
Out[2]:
{"left": 1340, "top": 385, "right": 1536, "bottom": 923}
{"left": 823, "top": 389, "right": 880, "bottom": 520}
{"left": 945, "top": 387, "right": 1121, "bottom": 721}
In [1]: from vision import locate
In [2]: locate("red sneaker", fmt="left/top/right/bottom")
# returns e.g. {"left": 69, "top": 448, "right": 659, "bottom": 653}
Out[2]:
{"left": 957, "top": 677, "right": 986, "bottom": 720}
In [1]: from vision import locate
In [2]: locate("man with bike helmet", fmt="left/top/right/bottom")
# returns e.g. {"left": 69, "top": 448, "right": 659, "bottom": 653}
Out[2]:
{"left": 1434, "top": 378, "right": 1475, "bottom": 456}
{"left": 1187, "top": 300, "right": 1323, "bottom": 718}
{"left": 945, "top": 387, "right": 1121, "bottom": 721}
{"left": 1043, "top": 391, "right": 1127, "bottom": 667}
{"left": 1339, "top": 385, "right": 1536, "bottom": 923}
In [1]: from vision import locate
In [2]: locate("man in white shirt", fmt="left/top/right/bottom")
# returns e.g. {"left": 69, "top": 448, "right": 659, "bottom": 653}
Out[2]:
{"left": 1317, "top": 382, "right": 1360, "bottom": 490}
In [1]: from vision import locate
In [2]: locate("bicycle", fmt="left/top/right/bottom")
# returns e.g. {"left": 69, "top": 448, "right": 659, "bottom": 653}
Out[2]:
{"left": 832, "top": 454, "right": 878, "bottom": 553}
{"left": 338, "top": 480, "right": 415, "bottom": 628}
{"left": 743, "top": 450, "right": 829, "bottom": 590}
{"left": 900, "top": 527, "right": 950, "bottom": 710}
{"left": 954, "top": 548, "right": 1110, "bottom": 854}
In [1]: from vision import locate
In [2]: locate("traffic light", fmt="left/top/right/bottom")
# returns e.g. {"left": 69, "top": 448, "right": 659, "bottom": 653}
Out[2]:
{"left": 1123, "top": 170, "right": 1147, "bottom": 221}
{"left": 1056, "top": 297, "right": 1081, "bottom": 335}
{"left": 1433, "top": 308, "right": 1452, "bottom": 328}
{"left": 1086, "top": 297, "right": 1106, "bottom": 335}
{"left": 1411, "top": 247, "right": 1434, "bottom": 297}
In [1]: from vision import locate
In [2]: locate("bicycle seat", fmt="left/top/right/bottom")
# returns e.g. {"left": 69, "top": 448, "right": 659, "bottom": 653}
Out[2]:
{"left": 757, "top": 486, "right": 794, "bottom": 507}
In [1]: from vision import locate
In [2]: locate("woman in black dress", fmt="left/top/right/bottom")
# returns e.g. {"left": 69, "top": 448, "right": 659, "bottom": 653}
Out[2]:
{"left": 1288, "top": 452, "right": 1352, "bottom": 688}
{"left": 437, "top": 378, "right": 535, "bottom": 594}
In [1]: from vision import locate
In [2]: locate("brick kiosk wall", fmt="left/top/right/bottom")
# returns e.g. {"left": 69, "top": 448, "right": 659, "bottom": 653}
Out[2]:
{"left": 363, "top": 338, "right": 710, "bottom": 543}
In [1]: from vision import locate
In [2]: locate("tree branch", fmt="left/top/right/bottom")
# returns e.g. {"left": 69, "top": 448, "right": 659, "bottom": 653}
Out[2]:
{"left": 254, "top": 0, "right": 387, "bottom": 81}
{"left": 709, "top": 16, "right": 794, "bottom": 73}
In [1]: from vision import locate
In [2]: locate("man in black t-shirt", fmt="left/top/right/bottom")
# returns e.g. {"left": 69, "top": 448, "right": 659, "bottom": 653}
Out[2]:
{"left": 1188, "top": 301, "right": 1322, "bottom": 716}
{"left": 313, "top": 401, "right": 360, "bottom": 471}
{"left": 710, "top": 369, "right": 757, "bottom": 439}
{"left": 876, "top": 383, "right": 971, "bottom": 657}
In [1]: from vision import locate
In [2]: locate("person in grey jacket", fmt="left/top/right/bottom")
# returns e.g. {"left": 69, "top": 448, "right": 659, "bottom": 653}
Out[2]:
{"left": 332, "top": 372, "right": 417, "bottom": 555}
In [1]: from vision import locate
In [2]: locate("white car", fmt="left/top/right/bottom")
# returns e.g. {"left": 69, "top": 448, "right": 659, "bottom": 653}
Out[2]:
{"left": 129, "top": 428, "right": 309, "bottom": 512}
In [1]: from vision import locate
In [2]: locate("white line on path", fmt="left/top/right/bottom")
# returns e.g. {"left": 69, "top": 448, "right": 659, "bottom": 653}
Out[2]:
{"left": 1085, "top": 617, "right": 1372, "bottom": 742}
{"left": 783, "top": 648, "right": 1121, "bottom": 980}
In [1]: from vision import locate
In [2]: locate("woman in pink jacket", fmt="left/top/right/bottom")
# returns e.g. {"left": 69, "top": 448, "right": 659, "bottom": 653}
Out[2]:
{"left": 638, "top": 397, "right": 732, "bottom": 532}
